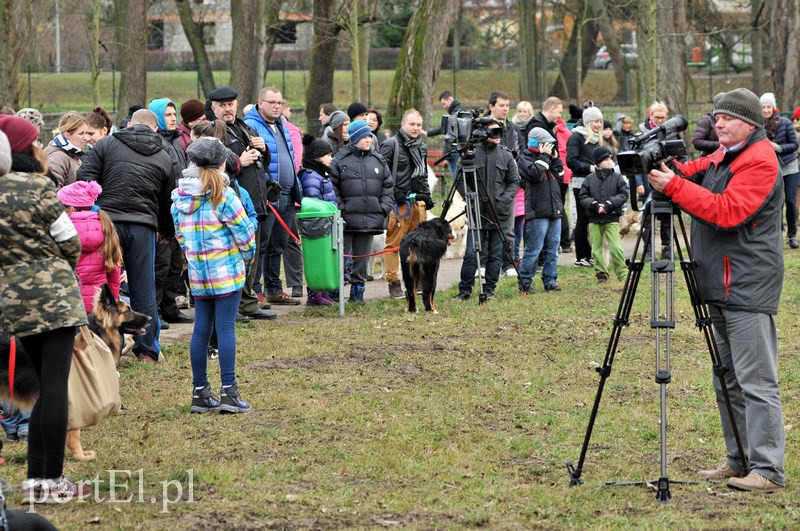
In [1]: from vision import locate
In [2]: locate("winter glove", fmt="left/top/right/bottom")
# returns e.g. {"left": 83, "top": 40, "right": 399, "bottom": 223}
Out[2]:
{"left": 417, "top": 193, "right": 435, "bottom": 210}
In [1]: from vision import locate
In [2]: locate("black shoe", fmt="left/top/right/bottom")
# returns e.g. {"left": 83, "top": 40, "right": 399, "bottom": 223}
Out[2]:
{"left": 219, "top": 383, "right": 251, "bottom": 414}
{"left": 208, "top": 347, "right": 219, "bottom": 360}
{"left": 164, "top": 312, "right": 194, "bottom": 324}
{"left": 484, "top": 290, "right": 496, "bottom": 300}
{"left": 290, "top": 286, "right": 303, "bottom": 298}
{"left": 790, "top": 236, "right": 799, "bottom": 249}
{"left": 160, "top": 320, "right": 170, "bottom": 330}
{"left": 240, "top": 309, "right": 277, "bottom": 320}
{"left": 544, "top": 283, "right": 562, "bottom": 292}
{"left": 191, "top": 384, "right": 221, "bottom": 414}
{"left": 235, "top": 313, "right": 253, "bottom": 323}
{"left": 451, "top": 291, "right": 471, "bottom": 301}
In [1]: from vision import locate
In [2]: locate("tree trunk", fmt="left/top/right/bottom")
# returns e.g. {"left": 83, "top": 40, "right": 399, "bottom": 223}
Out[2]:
{"left": 751, "top": 0, "right": 764, "bottom": 95}
{"left": 550, "top": 5, "right": 598, "bottom": 102}
{"left": 115, "top": 0, "right": 148, "bottom": 118}
{"left": 258, "top": 0, "right": 282, "bottom": 93}
{"left": 657, "top": 1, "right": 688, "bottom": 122}
{"left": 348, "top": 0, "right": 361, "bottom": 102}
{"left": 306, "top": 0, "right": 341, "bottom": 128}
{"left": 387, "top": 0, "right": 460, "bottom": 125}
{"left": 636, "top": 0, "right": 657, "bottom": 121}
{"left": 230, "top": 0, "right": 260, "bottom": 108}
{"left": 358, "top": 0, "right": 376, "bottom": 105}
{"left": 770, "top": 0, "right": 800, "bottom": 109}
{"left": 90, "top": 0, "right": 102, "bottom": 105}
{"left": 518, "top": 0, "right": 537, "bottom": 102}
{"left": 588, "top": 0, "right": 625, "bottom": 102}
{"left": 0, "top": 0, "right": 17, "bottom": 108}
{"left": 175, "top": 0, "right": 216, "bottom": 97}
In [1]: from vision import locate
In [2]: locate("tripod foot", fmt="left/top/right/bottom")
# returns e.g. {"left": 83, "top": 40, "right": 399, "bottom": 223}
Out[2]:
{"left": 566, "top": 462, "right": 583, "bottom": 486}
{"left": 656, "top": 477, "right": 671, "bottom": 504}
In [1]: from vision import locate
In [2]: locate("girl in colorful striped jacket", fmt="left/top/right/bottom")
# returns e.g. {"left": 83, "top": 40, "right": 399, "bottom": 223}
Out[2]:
{"left": 171, "top": 137, "right": 256, "bottom": 414}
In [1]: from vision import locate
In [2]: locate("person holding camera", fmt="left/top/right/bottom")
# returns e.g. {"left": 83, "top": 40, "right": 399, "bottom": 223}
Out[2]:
{"left": 380, "top": 109, "right": 434, "bottom": 299}
{"left": 452, "top": 123, "right": 520, "bottom": 301}
{"left": 648, "top": 88, "right": 785, "bottom": 492}
{"left": 209, "top": 87, "right": 276, "bottom": 321}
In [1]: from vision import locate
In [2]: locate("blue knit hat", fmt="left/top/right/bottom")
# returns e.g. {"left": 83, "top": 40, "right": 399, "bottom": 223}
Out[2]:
{"left": 348, "top": 120, "right": 371, "bottom": 145}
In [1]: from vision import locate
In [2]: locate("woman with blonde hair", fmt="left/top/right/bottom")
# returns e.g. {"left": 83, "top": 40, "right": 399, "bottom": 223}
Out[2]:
{"left": 512, "top": 101, "right": 535, "bottom": 126}
{"left": 45, "top": 111, "right": 90, "bottom": 187}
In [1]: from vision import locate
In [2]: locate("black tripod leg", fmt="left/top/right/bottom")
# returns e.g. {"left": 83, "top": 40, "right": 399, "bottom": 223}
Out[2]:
{"left": 674, "top": 215, "right": 749, "bottom": 473}
{"left": 566, "top": 224, "right": 649, "bottom": 486}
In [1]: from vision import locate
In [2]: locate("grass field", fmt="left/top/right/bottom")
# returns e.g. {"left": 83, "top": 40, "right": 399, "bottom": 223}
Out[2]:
{"left": 19, "top": 67, "right": 748, "bottom": 126}
{"left": 5, "top": 241, "right": 799, "bottom": 529}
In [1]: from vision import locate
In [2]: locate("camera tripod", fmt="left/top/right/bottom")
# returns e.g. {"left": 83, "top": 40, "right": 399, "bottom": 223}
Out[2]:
{"left": 439, "top": 149, "right": 518, "bottom": 304}
{"left": 565, "top": 193, "right": 747, "bottom": 503}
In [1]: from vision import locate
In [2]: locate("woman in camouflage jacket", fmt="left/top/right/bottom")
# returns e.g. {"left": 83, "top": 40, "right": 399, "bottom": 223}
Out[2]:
{"left": 0, "top": 116, "right": 89, "bottom": 502}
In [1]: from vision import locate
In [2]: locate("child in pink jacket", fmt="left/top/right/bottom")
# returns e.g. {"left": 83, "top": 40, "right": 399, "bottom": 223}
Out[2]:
{"left": 57, "top": 181, "right": 122, "bottom": 313}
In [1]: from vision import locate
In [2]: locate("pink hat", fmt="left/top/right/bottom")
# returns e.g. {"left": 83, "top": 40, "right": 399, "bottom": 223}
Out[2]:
{"left": 57, "top": 181, "right": 103, "bottom": 207}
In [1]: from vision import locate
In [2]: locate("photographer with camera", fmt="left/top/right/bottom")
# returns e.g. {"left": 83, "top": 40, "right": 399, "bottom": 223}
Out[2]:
{"left": 647, "top": 88, "right": 785, "bottom": 492}
{"left": 209, "top": 86, "right": 276, "bottom": 320}
{"left": 380, "top": 109, "right": 433, "bottom": 299}
{"left": 452, "top": 122, "right": 520, "bottom": 301}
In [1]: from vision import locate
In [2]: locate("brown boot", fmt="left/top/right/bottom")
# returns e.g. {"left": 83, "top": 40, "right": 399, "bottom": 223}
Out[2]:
{"left": 697, "top": 463, "right": 742, "bottom": 480}
{"left": 727, "top": 472, "right": 783, "bottom": 492}
{"left": 388, "top": 280, "right": 405, "bottom": 299}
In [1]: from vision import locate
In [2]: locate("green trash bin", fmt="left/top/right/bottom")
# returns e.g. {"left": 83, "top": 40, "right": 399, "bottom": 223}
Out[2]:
{"left": 297, "top": 197, "right": 341, "bottom": 291}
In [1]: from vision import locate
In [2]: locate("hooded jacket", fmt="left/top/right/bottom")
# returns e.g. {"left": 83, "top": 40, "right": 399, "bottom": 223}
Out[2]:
{"left": 45, "top": 141, "right": 82, "bottom": 188}
{"left": 77, "top": 125, "right": 176, "bottom": 237}
{"left": 566, "top": 125, "right": 601, "bottom": 189}
{"left": 667, "top": 128, "right": 783, "bottom": 313}
{"left": 171, "top": 166, "right": 256, "bottom": 297}
{"left": 578, "top": 167, "right": 629, "bottom": 224}
{"left": 330, "top": 144, "right": 394, "bottom": 234}
{"left": 517, "top": 148, "right": 563, "bottom": 220}
{"left": 70, "top": 209, "right": 121, "bottom": 313}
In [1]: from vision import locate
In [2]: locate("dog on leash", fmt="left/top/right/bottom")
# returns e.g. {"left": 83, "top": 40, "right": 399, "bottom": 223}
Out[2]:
{"left": 400, "top": 217, "right": 454, "bottom": 313}
{"left": 0, "top": 284, "right": 150, "bottom": 461}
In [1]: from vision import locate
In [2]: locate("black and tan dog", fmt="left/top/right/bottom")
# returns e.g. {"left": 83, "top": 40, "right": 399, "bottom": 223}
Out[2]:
{"left": 0, "top": 284, "right": 150, "bottom": 461}
{"left": 400, "top": 217, "right": 454, "bottom": 313}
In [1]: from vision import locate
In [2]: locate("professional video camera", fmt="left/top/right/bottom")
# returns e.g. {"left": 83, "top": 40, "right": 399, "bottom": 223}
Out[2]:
{"left": 617, "top": 115, "right": 688, "bottom": 176}
{"left": 440, "top": 108, "right": 502, "bottom": 159}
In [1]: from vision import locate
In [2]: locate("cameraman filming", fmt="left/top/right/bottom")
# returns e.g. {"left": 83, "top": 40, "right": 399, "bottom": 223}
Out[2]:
{"left": 647, "top": 88, "right": 785, "bottom": 492}
{"left": 452, "top": 123, "right": 520, "bottom": 301}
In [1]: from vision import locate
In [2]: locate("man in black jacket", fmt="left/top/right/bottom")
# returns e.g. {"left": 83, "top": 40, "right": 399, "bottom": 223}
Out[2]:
{"left": 148, "top": 98, "right": 192, "bottom": 325}
{"left": 426, "top": 91, "right": 465, "bottom": 180}
{"left": 379, "top": 109, "right": 433, "bottom": 299}
{"left": 209, "top": 86, "right": 276, "bottom": 320}
{"left": 452, "top": 123, "right": 520, "bottom": 301}
{"left": 77, "top": 109, "right": 174, "bottom": 362}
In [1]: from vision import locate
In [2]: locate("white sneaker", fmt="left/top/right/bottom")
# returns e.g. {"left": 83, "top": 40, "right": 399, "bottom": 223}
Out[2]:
{"left": 504, "top": 268, "right": 518, "bottom": 277}
{"left": 175, "top": 295, "right": 189, "bottom": 309}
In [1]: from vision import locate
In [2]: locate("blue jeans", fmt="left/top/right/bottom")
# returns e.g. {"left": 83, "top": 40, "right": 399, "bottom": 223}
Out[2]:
{"left": 458, "top": 227, "right": 504, "bottom": 294}
{"left": 256, "top": 194, "right": 295, "bottom": 294}
{"left": 518, "top": 217, "right": 561, "bottom": 289}
{"left": 0, "top": 402, "right": 30, "bottom": 439}
{"left": 784, "top": 171, "right": 799, "bottom": 236}
{"left": 116, "top": 223, "right": 160, "bottom": 358}
{"left": 190, "top": 290, "right": 242, "bottom": 389}
{"left": 513, "top": 216, "right": 524, "bottom": 262}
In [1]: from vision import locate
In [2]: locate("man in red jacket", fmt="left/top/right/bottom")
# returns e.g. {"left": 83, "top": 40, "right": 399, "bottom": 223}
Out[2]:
{"left": 648, "top": 88, "right": 785, "bottom": 492}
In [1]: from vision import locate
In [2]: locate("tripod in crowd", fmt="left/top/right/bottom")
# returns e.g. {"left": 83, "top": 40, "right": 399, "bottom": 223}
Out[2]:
{"left": 438, "top": 149, "right": 517, "bottom": 305}
{"left": 565, "top": 192, "right": 747, "bottom": 503}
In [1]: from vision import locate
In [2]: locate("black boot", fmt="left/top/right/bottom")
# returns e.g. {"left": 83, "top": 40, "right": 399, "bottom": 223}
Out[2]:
{"left": 219, "top": 383, "right": 251, "bottom": 414}
{"left": 191, "top": 384, "right": 221, "bottom": 414}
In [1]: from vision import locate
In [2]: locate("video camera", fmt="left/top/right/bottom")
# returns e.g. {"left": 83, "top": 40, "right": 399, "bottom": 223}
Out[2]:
{"left": 616, "top": 115, "right": 688, "bottom": 210}
{"left": 440, "top": 108, "right": 502, "bottom": 159}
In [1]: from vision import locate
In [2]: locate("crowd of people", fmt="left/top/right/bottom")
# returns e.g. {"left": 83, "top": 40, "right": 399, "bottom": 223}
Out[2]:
{"left": 0, "top": 83, "right": 793, "bottom": 505}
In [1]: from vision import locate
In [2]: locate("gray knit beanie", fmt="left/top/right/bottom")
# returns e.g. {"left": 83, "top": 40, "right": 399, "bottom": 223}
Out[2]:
{"left": 713, "top": 88, "right": 764, "bottom": 127}
{"left": 328, "top": 110, "right": 348, "bottom": 131}
{"left": 187, "top": 137, "right": 227, "bottom": 168}
{"left": 583, "top": 106, "right": 603, "bottom": 124}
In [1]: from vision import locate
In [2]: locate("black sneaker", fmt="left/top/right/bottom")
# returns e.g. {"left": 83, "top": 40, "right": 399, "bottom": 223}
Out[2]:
{"left": 191, "top": 384, "right": 221, "bottom": 414}
{"left": 219, "top": 384, "right": 251, "bottom": 414}
{"left": 208, "top": 346, "right": 219, "bottom": 360}
{"left": 451, "top": 291, "right": 471, "bottom": 301}
{"left": 544, "top": 283, "right": 562, "bottom": 292}
{"left": 484, "top": 290, "right": 496, "bottom": 300}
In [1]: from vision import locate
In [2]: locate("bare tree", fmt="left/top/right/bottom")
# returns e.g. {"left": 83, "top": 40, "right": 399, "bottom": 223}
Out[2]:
{"left": 636, "top": 0, "right": 657, "bottom": 120}
{"left": 657, "top": 1, "right": 688, "bottom": 120}
{"left": 387, "top": 0, "right": 460, "bottom": 124}
{"left": 0, "top": 0, "right": 50, "bottom": 108}
{"left": 306, "top": 0, "right": 341, "bottom": 121}
{"left": 89, "top": 0, "right": 102, "bottom": 105}
{"left": 255, "top": 0, "right": 283, "bottom": 91}
{"left": 750, "top": 0, "right": 765, "bottom": 94}
{"left": 588, "top": 0, "right": 625, "bottom": 102}
{"left": 550, "top": 1, "right": 599, "bottom": 102}
{"left": 358, "top": 0, "right": 377, "bottom": 102}
{"left": 518, "top": 0, "right": 537, "bottom": 101}
{"left": 115, "top": 0, "right": 148, "bottom": 117}
{"left": 175, "top": 0, "right": 216, "bottom": 97}
{"left": 770, "top": 0, "right": 800, "bottom": 109}
{"left": 230, "top": 0, "right": 262, "bottom": 107}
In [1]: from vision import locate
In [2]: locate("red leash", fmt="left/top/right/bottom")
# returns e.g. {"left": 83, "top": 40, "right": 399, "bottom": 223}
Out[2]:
{"left": 346, "top": 247, "right": 399, "bottom": 259}
{"left": 267, "top": 202, "right": 302, "bottom": 244}
{"left": 1, "top": 337, "right": 16, "bottom": 419}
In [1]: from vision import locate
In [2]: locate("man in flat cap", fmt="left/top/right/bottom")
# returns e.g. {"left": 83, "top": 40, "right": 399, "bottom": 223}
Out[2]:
{"left": 649, "top": 88, "right": 786, "bottom": 492}
{"left": 209, "top": 86, "right": 276, "bottom": 320}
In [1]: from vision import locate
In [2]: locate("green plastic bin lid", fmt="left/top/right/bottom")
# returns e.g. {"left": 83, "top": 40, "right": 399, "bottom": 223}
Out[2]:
{"left": 297, "top": 197, "right": 339, "bottom": 219}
